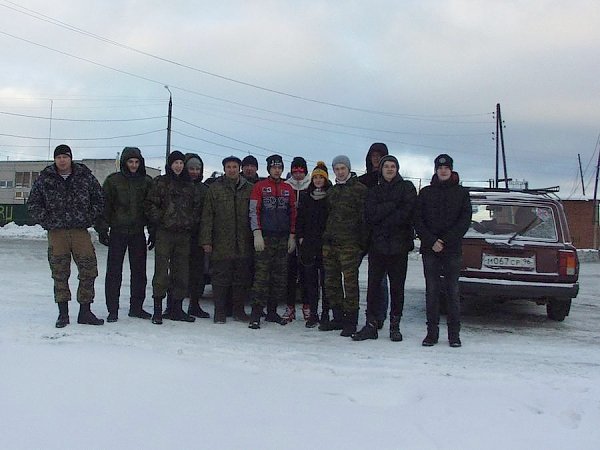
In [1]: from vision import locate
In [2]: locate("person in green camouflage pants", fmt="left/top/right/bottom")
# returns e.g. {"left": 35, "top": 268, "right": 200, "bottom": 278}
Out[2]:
{"left": 200, "top": 156, "right": 254, "bottom": 323}
{"left": 27, "top": 144, "right": 105, "bottom": 328}
{"left": 321, "top": 155, "right": 368, "bottom": 337}
{"left": 145, "top": 151, "right": 203, "bottom": 324}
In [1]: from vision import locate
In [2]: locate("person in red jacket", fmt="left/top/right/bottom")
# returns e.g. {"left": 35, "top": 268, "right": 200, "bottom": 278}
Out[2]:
{"left": 248, "top": 155, "right": 297, "bottom": 329}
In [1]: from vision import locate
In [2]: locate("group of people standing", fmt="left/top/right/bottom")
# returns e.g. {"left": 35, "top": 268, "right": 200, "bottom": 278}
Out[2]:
{"left": 27, "top": 142, "right": 471, "bottom": 347}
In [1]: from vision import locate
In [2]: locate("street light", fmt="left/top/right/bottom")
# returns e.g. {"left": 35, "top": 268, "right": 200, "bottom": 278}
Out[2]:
{"left": 165, "top": 85, "right": 172, "bottom": 166}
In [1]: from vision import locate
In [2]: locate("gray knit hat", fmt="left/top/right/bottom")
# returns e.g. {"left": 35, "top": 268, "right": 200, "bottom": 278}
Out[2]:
{"left": 332, "top": 155, "right": 351, "bottom": 171}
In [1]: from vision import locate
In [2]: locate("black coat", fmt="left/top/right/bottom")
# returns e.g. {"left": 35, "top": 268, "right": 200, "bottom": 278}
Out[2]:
{"left": 365, "top": 174, "right": 417, "bottom": 255}
{"left": 296, "top": 188, "right": 329, "bottom": 261}
{"left": 413, "top": 172, "right": 472, "bottom": 255}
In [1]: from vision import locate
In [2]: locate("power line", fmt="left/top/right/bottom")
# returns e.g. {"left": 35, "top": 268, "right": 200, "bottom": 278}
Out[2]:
{"left": 0, "top": 110, "right": 165, "bottom": 122}
{"left": 0, "top": 0, "right": 493, "bottom": 120}
{"left": 0, "top": 129, "right": 165, "bottom": 141}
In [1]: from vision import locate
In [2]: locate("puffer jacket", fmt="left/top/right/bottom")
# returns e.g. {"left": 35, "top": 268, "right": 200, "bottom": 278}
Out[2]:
{"left": 365, "top": 174, "right": 417, "bottom": 255}
{"left": 27, "top": 162, "right": 104, "bottom": 230}
{"left": 144, "top": 165, "right": 201, "bottom": 233}
{"left": 323, "top": 174, "right": 368, "bottom": 249}
{"left": 96, "top": 147, "right": 153, "bottom": 235}
{"left": 200, "top": 175, "right": 253, "bottom": 260}
{"left": 413, "top": 172, "right": 472, "bottom": 255}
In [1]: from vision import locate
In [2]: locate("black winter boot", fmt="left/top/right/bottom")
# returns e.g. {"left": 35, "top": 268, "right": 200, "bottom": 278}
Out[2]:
{"left": 107, "top": 311, "right": 118, "bottom": 323}
{"left": 171, "top": 299, "right": 196, "bottom": 322}
{"left": 152, "top": 297, "right": 163, "bottom": 325}
{"left": 248, "top": 304, "right": 262, "bottom": 329}
{"left": 188, "top": 298, "right": 210, "bottom": 319}
{"left": 319, "top": 307, "right": 343, "bottom": 331}
{"left": 265, "top": 302, "right": 287, "bottom": 325}
{"left": 128, "top": 299, "right": 151, "bottom": 319}
{"left": 77, "top": 303, "right": 105, "bottom": 325}
{"left": 422, "top": 323, "right": 439, "bottom": 346}
{"left": 448, "top": 322, "right": 462, "bottom": 348}
{"left": 352, "top": 319, "right": 378, "bottom": 341}
{"left": 389, "top": 316, "right": 403, "bottom": 342}
{"left": 232, "top": 290, "right": 250, "bottom": 322}
{"left": 55, "top": 302, "right": 69, "bottom": 328}
{"left": 340, "top": 310, "right": 358, "bottom": 337}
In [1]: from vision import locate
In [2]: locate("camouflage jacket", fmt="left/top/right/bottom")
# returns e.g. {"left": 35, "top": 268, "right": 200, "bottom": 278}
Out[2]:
{"left": 144, "top": 171, "right": 202, "bottom": 233}
{"left": 96, "top": 148, "right": 153, "bottom": 235}
{"left": 323, "top": 174, "right": 368, "bottom": 249}
{"left": 200, "top": 175, "right": 253, "bottom": 260}
{"left": 27, "top": 163, "right": 104, "bottom": 230}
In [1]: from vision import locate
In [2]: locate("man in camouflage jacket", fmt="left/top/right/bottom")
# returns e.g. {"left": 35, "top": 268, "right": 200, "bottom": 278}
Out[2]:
{"left": 200, "top": 156, "right": 253, "bottom": 323}
{"left": 144, "top": 151, "right": 203, "bottom": 324}
{"left": 27, "top": 144, "right": 105, "bottom": 328}
{"left": 321, "top": 155, "right": 368, "bottom": 337}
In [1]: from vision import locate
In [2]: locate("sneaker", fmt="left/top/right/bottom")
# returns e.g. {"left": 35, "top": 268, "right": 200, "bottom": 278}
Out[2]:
{"left": 248, "top": 320, "right": 261, "bottom": 329}
{"left": 422, "top": 333, "right": 439, "bottom": 347}
{"left": 449, "top": 336, "right": 462, "bottom": 348}
{"left": 301, "top": 304, "right": 311, "bottom": 321}
{"left": 265, "top": 311, "right": 288, "bottom": 325}
{"left": 282, "top": 306, "right": 296, "bottom": 323}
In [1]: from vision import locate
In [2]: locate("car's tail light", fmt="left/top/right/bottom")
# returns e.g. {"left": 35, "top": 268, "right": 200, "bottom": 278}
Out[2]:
{"left": 558, "top": 250, "right": 578, "bottom": 276}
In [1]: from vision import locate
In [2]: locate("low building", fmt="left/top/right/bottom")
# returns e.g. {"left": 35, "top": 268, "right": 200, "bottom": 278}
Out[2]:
{"left": 561, "top": 198, "right": 599, "bottom": 249}
{"left": 0, "top": 159, "right": 161, "bottom": 225}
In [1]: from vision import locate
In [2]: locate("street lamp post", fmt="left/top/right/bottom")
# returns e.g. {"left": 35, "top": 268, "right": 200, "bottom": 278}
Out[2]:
{"left": 165, "top": 85, "right": 172, "bottom": 166}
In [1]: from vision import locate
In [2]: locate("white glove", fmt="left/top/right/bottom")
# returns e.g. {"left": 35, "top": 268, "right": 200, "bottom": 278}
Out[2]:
{"left": 287, "top": 234, "right": 297, "bottom": 254}
{"left": 253, "top": 229, "right": 265, "bottom": 252}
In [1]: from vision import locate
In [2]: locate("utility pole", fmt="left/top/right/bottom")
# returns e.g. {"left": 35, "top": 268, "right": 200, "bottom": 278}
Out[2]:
{"left": 592, "top": 135, "right": 600, "bottom": 249}
{"left": 495, "top": 103, "right": 511, "bottom": 189}
{"left": 165, "top": 85, "right": 172, "bottom": 165}
{"left": 47, "top": 99, "right": 53, "bottom": 161}
{"left": 578, "top": 153, "right": 585, "bottom": 196}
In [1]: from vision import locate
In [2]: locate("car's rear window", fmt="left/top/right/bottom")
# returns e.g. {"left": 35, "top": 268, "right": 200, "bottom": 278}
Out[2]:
{"left": 466, "top": 203, "right": 558, "bottom": 242}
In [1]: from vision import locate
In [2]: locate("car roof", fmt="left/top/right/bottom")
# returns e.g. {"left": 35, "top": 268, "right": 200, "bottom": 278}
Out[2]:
{"left": 467, "top": 189, "right": 560, "bottom": 205}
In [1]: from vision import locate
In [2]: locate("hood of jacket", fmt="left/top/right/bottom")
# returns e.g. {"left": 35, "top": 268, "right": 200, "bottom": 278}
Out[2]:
{"left": 365, "top": 142, "right": 389, "bottom": 173}
{"left": 120, "top": 147, "right": 147, "bottom": 177}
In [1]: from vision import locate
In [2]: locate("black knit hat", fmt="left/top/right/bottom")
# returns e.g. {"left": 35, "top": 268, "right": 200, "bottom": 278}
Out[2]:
{"left": 242, "top": 155, "right": 259, "bottom": 168}
{"left": 266, "top": 154, "right": 284, "bottom": 170}
{"left": 222, "top": 155, "right": 242, "bottom": 167}
{"left": 167, "top": 150, "right": 185, "bottom": 166}
{"left": 53, "top": 144, "right": 72, "bottom": 159}
{"left": 434, "top": 153, "right": 453, "bottom": 170}
{"left": 291, "top": 156, "right": 308, "bottom": 174}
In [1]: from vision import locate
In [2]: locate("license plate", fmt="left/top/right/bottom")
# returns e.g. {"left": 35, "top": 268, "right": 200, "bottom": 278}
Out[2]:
{"left": 482, "top": 254, "right": 535, "bottom": 270}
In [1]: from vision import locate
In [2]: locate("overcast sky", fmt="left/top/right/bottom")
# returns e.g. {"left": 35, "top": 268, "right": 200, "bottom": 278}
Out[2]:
{"left": 1, "top": 0, "right": 599, "bottom": 197}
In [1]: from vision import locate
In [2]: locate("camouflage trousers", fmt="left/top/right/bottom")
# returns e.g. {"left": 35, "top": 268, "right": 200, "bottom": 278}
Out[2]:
{"left": 152, "top": 229, "right": 190, "bottom": 301}
{"left": 251, "top": 235, "right": 288, "bottom": 309}
{"left": 47, "top": 228, "right": 98, "bottom": 304}
{"left": 322, "top": 242, "right": 363, "bottom": 313}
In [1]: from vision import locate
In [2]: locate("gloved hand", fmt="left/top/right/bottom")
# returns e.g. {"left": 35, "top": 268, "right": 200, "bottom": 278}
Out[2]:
{"left": 98, "top": 231, "right": 110, "bottom": 247}
{"left": 287, "top": 234, "right": 296, "bottom": 254}
{"left": 147, "top": 230, "right": 156, "bottom": 251}
{"left": 253, "top": 229, "right": 265, "bottom": 252}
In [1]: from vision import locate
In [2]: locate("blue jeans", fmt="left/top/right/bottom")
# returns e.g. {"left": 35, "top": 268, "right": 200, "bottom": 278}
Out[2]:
{"left": 422, "top": 252, "right": 462, "bottom": 328}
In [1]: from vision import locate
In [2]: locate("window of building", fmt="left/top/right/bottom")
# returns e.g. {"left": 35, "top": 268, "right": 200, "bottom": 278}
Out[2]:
{"left": 0, "top": 180, "right": 14, "bottom": 188}
{"left": 15, "top": 172, "right": 32, "bottom": 188}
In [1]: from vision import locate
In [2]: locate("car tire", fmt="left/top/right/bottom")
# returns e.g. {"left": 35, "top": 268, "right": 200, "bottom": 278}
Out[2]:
{"left": 546, "top": 298, "right": 572, "bottom": 321}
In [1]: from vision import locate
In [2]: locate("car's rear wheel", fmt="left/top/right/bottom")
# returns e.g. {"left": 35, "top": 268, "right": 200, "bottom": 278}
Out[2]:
{"left": 546, "top": 298, "right": 572, "bottom": 321}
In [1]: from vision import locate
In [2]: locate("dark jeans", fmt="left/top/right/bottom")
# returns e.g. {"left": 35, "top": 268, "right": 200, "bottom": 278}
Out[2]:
{"left": 422, "top": 252, "right": 462, "bottom": 327}
{"left": 302, "top": 254, "right": 328, "bottom": 317}
{"left": 105, "top": 231, "right": 147, "bottom": 312}
{"left": 377, "top": 277, "right": 390, "bottom": 322}
{"left": 366, "top": 252, "right": 408, "bottom": 322}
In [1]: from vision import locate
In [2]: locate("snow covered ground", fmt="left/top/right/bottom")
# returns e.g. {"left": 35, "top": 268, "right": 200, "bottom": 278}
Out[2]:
{"left": 1, "top": 230, "right": 599, "bottom": 450}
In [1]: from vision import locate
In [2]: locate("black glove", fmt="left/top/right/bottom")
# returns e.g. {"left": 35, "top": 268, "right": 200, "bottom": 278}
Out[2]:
{"left": 98, "top": 231, "right": 110, "bottom": 247}
{"left": 147, "top": 230, "right": 156, "bottom": 250}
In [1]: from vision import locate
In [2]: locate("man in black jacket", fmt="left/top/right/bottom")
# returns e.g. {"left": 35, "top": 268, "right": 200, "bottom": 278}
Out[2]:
{"left": 96, "top": 147, "right": 154, "bottom": 322}
{"left": 353, "top": 155, "right": 417, "bottom": 342}
{"left": 414, "top": 154, "right": 472, "bottom": 347}
{"left": 27, "top": 144, "right": 105, "bottom": 328}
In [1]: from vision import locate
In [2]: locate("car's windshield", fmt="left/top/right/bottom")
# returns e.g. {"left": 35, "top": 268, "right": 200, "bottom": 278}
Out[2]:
{"left": 466, "top": 203, "right": 558, "bottom": 241}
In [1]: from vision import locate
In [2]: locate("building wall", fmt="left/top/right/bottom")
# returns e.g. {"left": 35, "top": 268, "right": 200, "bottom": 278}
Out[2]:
{"left": 562, "top": 200, "right": 599, "bottom": 249}
{"left": 0, "top": 159, "right": 160, "bottom": 206}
